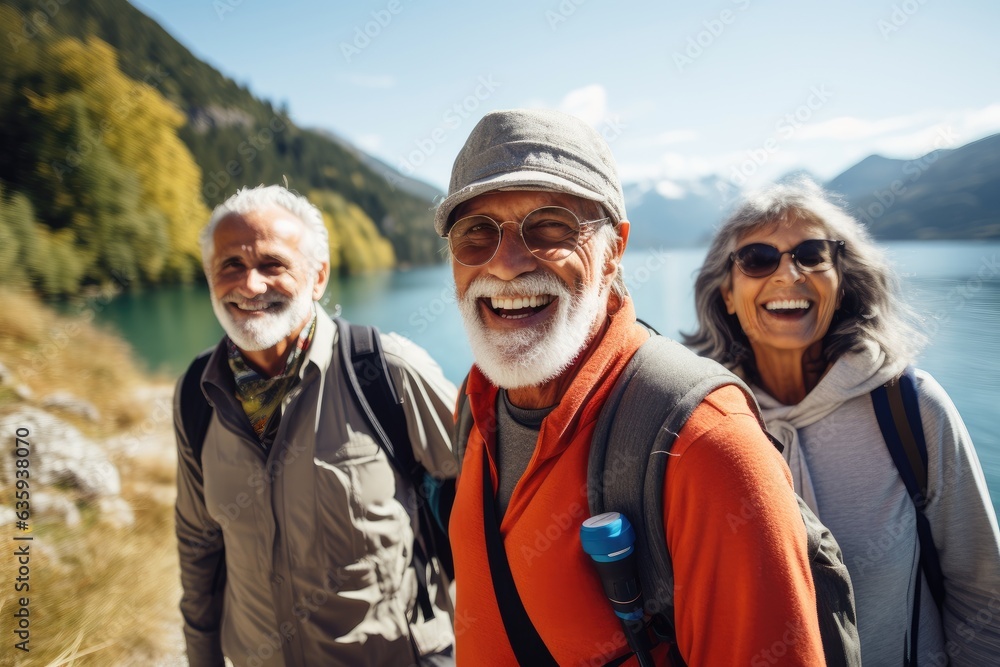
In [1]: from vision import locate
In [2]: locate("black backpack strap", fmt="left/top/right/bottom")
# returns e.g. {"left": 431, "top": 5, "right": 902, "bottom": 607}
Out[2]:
{"left": 178, "top": 348, "right": 227, "bottom": 649}
{"left": 587, "top": 336, "right": 759, "bottom": 665}
{"left": 456, "top": 373, "right": 624, "bottom": 665}
{"left": 454, "top": 373, "right": 473, "bottom": 470}
{"left": 335, "top": 317, "right": 454, "bottom": 625}
{"left": 342, "top": 320, "right": 412, "bottom": 473}
{"left": 180, "top": 350, "right": 214, "bottom": 466}
{"left": 481, "top": 451, "right": 559, "bottom": 666}
{"left": 872, "top": 367, "right": 945, "bottom": 665}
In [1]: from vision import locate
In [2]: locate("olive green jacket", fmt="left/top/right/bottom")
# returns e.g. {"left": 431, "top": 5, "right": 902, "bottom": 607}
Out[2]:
{"left": 175, "top": 309, "right": 457, "bottom": 666}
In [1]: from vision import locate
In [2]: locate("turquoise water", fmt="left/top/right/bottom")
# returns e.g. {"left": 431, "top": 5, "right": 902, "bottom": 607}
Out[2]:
{"left": 88, "top": 241, "right": 1000, "bottom": 516}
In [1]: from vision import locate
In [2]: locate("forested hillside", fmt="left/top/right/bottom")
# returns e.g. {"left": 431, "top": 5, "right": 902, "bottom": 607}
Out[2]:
{"left": 0, "top": 0, "right": 443, "bottom": 296}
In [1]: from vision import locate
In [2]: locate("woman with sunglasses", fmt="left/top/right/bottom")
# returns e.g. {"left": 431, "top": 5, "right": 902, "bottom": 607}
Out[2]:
{"left": 685, "top": 178, "right": 1000, "bottom": 665}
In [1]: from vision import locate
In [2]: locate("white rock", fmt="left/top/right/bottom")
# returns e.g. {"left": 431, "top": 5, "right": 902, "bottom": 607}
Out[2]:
{"left": 32, "top": 491, "right": 82, "bottom": 527}
{"left": 0, "top": 407, "right": 121, "bottom": 498}
{"left": 98, "top": 496, "right": 135, "bottom": 528}
{"left": 41, "top": 391, "right": 101, "bottom": 422}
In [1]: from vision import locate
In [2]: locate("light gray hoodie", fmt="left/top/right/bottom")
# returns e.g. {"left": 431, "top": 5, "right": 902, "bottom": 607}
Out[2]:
{"left": 748, "top": 341, "right": 1000, "bottom": 666}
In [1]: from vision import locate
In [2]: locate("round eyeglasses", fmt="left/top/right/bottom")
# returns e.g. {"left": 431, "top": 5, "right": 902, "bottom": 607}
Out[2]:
{"left": 730, "top": 239, "right": 845, "bottom": 278}
{"left": 447, "top": 206, "right": 610, "bottom": 267}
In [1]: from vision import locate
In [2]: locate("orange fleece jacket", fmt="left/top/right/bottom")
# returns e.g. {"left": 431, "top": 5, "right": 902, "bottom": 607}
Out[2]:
{"left": 450, "top": 301, "right": 824, "bottom": 666}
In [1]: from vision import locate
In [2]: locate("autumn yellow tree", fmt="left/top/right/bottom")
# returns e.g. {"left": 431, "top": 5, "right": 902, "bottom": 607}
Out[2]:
{"left": 310, "top": 189, "right": 396, "bottom": 274}
{"left": 30, "top": 36, "right": 207, "bottom": 281}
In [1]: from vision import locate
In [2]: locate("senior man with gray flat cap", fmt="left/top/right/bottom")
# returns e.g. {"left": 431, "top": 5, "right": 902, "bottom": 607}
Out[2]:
{"left": 439, "top": 109, "right": 826, "bottom": 666}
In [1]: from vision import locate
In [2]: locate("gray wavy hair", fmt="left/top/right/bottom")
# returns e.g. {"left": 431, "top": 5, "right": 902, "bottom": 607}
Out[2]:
{"left": 683, "top": 178, "right": 924, "bottom": 369}
{"left": 200, "top": 184, "right": 330, "bottom": 272}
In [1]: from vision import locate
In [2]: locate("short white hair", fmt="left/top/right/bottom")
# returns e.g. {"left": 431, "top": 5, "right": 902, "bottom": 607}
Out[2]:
{"left": 200, "top": 185, "right": 330, "bottom": 271}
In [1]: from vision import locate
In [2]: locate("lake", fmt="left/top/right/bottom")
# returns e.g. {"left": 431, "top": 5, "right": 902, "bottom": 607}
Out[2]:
{"left": 85, "top": 241, "right": 1000, "bottom": 517}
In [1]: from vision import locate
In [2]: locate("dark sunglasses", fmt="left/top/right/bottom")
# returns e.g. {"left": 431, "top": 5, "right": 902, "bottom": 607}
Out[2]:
{"left": 730, "top": 239, "right": 845, "bottom": 278}
{"left": 447, "top": 206, "right": 610, "bottom": 267}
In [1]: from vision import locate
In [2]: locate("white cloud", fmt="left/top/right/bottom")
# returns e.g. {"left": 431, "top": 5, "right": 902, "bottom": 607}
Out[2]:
{"left": 869, "top": 126, "right": 951, "bottom": 156}
{"left": 864, "top": 105, "right": 1000, "bottom": 158}
{"left": 618, "top": 151, "right": 738, "bottom": 186}
{"left": 616, "top": 104, "right": 1000, "bottom": 192}
{"left": 957, "top": 103, "right": 1000, "bottom": 138}
{"left": 338, "top": 73, "right": 396, "bottom": 89}
{"left": 557, "top": 84, "right": 608, "bottom": 127}
{"left": 617, "top": 161, "right": 665, "bottom": 184}
{"left": 654, "top": 180, "right": 686, "bottom": 199}
{"left": 793, "top": 105, "right": 1000, "bottom": 159}
{"left": 658, "top": 152, "right": 716, "bottom": 180}
{"left": 796, "top": 113, "right": 931, "bottom": 141}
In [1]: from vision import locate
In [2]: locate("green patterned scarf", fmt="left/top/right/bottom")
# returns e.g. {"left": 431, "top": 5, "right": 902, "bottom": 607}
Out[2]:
{"left": 228, "top": 313, "right": 317, "bottom": 441}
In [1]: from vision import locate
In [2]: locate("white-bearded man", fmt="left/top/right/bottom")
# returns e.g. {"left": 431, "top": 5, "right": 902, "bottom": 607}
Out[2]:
{"left": 174, "top": 184, "right": 458, "bottom": 667}
{"left": 439, "top": 109, "right": 827, "bottom": 665}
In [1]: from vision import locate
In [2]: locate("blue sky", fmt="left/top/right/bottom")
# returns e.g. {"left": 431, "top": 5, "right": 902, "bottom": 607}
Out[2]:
{"left": 131, "top": 0, "right": 1000, "bottom": 197}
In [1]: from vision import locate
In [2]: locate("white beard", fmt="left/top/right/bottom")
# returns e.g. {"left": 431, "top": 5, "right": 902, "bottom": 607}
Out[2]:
{"left": 210, "top": 284, "right": 316, "bottom": 352}
{"left": 457, "top": 270, "right": 605, "bottom": 390}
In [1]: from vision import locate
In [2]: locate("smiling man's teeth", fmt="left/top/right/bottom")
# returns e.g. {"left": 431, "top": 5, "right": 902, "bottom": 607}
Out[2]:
{"left": 234, "top": 301, "right": 274, "bottom": 311}
{"left": 765, "top": 299, "right": 810, "bottom": 311}
{"left": 489, "top": 294, "right": 554, "bottom": 310}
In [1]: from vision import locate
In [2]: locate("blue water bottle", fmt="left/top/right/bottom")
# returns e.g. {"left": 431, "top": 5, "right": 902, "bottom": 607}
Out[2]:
{"left": 581, "top": 512, "right": 656, "bottom": 666}
{"left": 580, "top": 512, "right": 644, "bottom": 619}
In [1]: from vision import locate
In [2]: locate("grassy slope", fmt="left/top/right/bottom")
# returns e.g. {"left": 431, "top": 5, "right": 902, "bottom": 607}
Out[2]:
{"left": 0, "top": 290, "right": 183, "bottom": 665}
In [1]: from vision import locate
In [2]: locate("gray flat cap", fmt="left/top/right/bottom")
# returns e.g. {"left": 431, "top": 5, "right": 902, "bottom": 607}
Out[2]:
{"left": 434, "top": 108, "right": 627, "bottom": 236}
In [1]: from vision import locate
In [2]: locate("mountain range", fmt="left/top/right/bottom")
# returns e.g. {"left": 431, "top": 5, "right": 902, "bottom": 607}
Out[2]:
{"left": 622, "top": 133, "right": 1000, "bottom": 247}
{"left": 2, "top": 0, "right": 996, "bottom": 296}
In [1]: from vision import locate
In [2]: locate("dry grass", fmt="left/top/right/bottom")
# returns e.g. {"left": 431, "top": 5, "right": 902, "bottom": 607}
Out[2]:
{"left": 0, "top": 471, "right": 184, "bottom": 666}
{"left": 0, "top": 289, "right": 185, "bottom": 666}
{"left": 0, "top": 288, "right": 161, "bottom": 433}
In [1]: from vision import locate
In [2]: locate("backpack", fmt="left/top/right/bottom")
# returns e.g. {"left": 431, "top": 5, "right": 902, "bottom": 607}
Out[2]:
{"left": 179, "top": 317, "right": 455, "bottom": 625}
{"left": 586, "top": 334, "right": 861, "bottom": 666}
{"left": 454, "top": 334, "right": 862, "bottom": 666}
{"left": 871, "top": 367, "right": 944, "bottom": 666}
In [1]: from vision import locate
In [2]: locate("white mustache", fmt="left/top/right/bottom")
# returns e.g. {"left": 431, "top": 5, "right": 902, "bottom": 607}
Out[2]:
{"left": 223, "top": 294, "right": 288, "bottom": 307}
{"left": 462, "top": 272, "right": 569, "bottom": 301}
